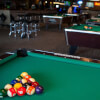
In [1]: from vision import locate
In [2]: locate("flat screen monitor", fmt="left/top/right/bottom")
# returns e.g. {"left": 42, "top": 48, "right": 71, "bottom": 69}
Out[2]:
{"left": 85, "top": 2, "right": 94, "bottom": 8}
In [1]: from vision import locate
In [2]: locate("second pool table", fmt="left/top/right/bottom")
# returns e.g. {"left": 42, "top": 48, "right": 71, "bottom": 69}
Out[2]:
{"left": 1, "top": 49, "right": 100, "bottom": 100}
{"left": 65, "top": 24, "right": 100, "bottom": 54}
{"left": 86, "top": 19, "right": 100, "bottom": 26}
{"left": 43, "top": 14, "right": 72, "bottom": 30}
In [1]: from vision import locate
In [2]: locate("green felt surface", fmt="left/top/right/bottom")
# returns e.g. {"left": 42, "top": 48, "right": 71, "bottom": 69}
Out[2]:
{"left": 69, "top": 24, "right": 100, "bottom": 31}
{"left": 1, "top": 52, "right": 100, "bottom": 100}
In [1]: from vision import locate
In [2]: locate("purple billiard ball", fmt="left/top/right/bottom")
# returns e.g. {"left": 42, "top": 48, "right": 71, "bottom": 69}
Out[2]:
{"left": 35, "top": 85, "right": 44, "bottom": 94}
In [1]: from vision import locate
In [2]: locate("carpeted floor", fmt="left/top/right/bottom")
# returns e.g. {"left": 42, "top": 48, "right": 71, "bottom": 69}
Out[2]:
{"left": 0, "top": 23, "right": 100, "bottom": 60}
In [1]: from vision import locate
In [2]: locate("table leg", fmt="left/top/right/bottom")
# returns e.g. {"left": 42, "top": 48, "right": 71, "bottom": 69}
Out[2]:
{"left": 69, "top": 45, "right": 78, "bottom": 55}
{"left": 46, "top": 23, "right": 48, "bottom": 30}
{"left": 59, "top": 24, "right": 61, "bottom": 30}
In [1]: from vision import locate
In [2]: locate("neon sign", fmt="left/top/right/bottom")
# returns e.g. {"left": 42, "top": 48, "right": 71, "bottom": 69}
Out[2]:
{"left": 94, "top": 2, "right": 100, "bottom": 6}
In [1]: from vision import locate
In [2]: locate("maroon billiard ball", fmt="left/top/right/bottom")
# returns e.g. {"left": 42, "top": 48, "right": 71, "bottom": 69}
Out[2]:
{"left": 31, "top": 82, "right": 39, "bottom": 87}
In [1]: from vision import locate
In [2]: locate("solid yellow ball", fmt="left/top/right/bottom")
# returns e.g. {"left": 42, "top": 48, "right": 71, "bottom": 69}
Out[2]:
{"left": 14, "top": 83, "right": 22, "bottom": 90}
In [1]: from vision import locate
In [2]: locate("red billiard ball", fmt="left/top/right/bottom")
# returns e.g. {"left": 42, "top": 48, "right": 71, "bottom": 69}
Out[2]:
{"left": 31, "top": 82, "right": 39, "bottom": 87}
{"left": 17, "top": 87, "right": 26, "bottom": 96}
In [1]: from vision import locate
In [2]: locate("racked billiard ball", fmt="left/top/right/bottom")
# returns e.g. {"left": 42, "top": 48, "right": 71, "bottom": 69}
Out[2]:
{"left": 7, "top": 88, "right": 16, "bottom": 97}
{"left": 26, "top": 86, "right": 35, "bottom": 95}
{"left": 29, "top": 78, "right": 35, "bottom": 82}
{"left": 11, "top": 80, "right": 18, "bottom": 86}
{"left": 0, "top": 89, "right": 7, "bottom": 98}
{"left": 0, "top": 89, "right": 3, "bottom": 98}
{"left": 16, "top": 76, "right": 23, "bottom": 81}
{"left": 31, "top": 82, "right": 39, "bottom": 87}
{"left": 21, "top": 72, "right": 28, "bottom": 78}
{"left": 4, "top": 84, "right": 12, "bottom": 90}
{"left": 20, "top": 79, "right": 27, "bottom": 84}
{"left": 14, "top": 83, "right": 22, "bottom": 90}
{"left": 35, "top": 85, "right": 44, "bottom": 94}
{"left": 24, "top": 75, "right": 31, "bottom": 80}
{"left": 27, "top": 80, "right": 32, "bottom": 85}
{"left": 17, "top": 87, "right": 26, "bottom": 96}
{"left": 22, "top": 83, "right": 30, "bottom": 89}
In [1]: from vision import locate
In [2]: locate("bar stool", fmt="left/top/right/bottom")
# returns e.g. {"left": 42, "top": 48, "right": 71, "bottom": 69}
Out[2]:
{"left": 9, "top": 21, "right": 17, "bottom": 38}
{"left": 30, "top": 20, "right": 40, "bottom": 37}
{"left": 9, "top": 20, "right": 23, "bottom": 38}
{"left": 21, "top": 20, "right": 32, "bottom": 39}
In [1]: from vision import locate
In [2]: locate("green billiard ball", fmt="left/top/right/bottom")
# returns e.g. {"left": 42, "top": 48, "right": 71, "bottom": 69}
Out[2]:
{"left": 0, "top": 89, "right": 7, "bottom": 98}
{"left": 16, "top": 76, "right": 23, "bottom": 81}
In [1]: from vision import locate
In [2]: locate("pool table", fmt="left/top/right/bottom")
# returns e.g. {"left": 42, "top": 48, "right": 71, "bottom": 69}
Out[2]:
{"left": 1, "top": 49, "right": 100, "bottom": 100}
{"left": 86, "top": 19, "right": 100, "bottom": 26}
{"left": 43, "top": 14, "right": 72, "bottom": 30}
{"left": 65, "top": 24, "right": 100, "bottom": 54}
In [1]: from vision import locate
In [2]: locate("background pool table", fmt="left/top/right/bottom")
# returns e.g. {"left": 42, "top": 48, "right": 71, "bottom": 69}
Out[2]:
{"left": 86, "top": 19, "right": 100, "bottom": 26}
{"left": 65, "top": 24, "right": 100, "bottom": 54}
{"left": 43, "top": 14, "right": 72, "bottom": 30}
{"left": 1, "top": 50, "right": 100, "bottom": 100}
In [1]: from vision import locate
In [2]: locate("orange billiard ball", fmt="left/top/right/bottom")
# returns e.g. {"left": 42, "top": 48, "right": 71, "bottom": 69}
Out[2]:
{"left": 89, "top": 27, "right": 93, "bottom": 29}
{"left": 24, "top": 75, "right": 31, "bottom": 80}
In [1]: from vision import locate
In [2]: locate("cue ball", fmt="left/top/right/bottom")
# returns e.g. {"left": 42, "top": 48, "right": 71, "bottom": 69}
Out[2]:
{"left": 26, "top": 86, "right": 35, "bottom": 95}
{"left": 7, "top": 88, "right": 16, "bottom": 97}
{"left": 35, "top": 85, "right": 44, "bottom": 94}
{"left": 14, "top": 83, "right": 22, "bottom": 90}
{"left": 21, "top": 72, "right": 28, "bottom": 78}
{"left": 4, "top": 84, "right": 12, "bottom": 90}
{"left": 17, "top": 87, "right": 26, "bottom": 96}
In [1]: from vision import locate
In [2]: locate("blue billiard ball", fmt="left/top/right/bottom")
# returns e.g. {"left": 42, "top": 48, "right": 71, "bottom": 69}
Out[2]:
{"left": 35, "top": 85, "right": 44, "bottom": 94}
{"left": 11, "top": 80, "right": 18, "bottom": 86}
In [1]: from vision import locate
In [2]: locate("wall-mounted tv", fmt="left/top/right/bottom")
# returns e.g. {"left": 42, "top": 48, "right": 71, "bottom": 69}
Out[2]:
{"left": 85, "top": 2, "right": 94, "bottom": 8}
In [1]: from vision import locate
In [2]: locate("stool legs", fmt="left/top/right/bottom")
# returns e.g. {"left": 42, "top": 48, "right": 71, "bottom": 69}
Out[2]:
{"left": 9, "top": 23, "right": 17, "bottom": 38}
